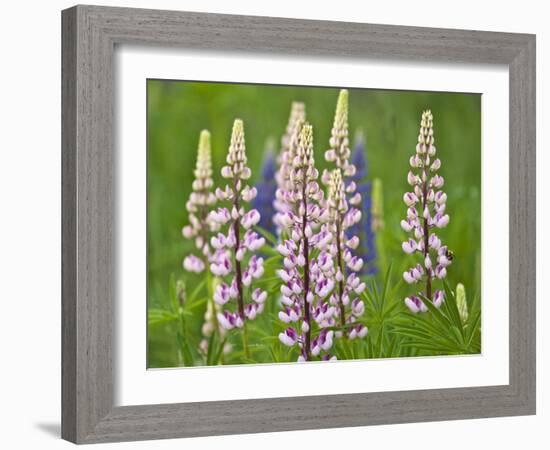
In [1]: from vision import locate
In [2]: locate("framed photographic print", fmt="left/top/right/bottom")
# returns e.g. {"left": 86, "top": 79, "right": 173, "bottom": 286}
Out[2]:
{"left": 62, "top": 4, "right": 536, "bottom": 444}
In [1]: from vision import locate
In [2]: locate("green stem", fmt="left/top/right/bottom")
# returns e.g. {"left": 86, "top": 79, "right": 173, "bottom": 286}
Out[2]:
{"left": 335, "top": 218, "right": 347, "bottom": 337}
{"left": 301, "top": 178, "right": 311, "bottom": 360}
{"left": 242, "top": 321, "right": 250, "bottom": 359}
{"left": 422, "top": 164, "right": 432, "bottom": 302}
{"left": 206, "top": 271, "right": 220, "bottom": 333}
{"left": 231, "top": 176, "right": 249, "bottom": 361}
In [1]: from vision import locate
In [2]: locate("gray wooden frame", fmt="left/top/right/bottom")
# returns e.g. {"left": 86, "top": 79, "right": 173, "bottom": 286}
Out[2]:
{"left": 61, "top": 4, "right": 536, "bottom": 444}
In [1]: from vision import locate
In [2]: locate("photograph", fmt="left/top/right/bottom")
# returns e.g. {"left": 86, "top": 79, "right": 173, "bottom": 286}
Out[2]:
{"left": 147, "top": 80, "right": 482, "bottom": 368}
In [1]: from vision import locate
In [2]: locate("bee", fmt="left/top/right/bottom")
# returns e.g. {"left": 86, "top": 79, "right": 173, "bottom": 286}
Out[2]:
{"left": 445, "top": 250, "right": 454, "bottom": 262}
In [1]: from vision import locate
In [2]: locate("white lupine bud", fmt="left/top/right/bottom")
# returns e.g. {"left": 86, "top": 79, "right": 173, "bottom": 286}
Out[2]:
{"left": 407, "top": 170, "right": 418, "bottom": 185}
{"left": 402, "top": 239, "right": 417, "bottom": 254}
{"left": 425, "top": 255, "right": 432, "bottom": 269}
{"left": 401, "top": 219, "right": 413, "bottom": 232}
{"left": 456, "top": 283, "right": 468, "bottom": 323}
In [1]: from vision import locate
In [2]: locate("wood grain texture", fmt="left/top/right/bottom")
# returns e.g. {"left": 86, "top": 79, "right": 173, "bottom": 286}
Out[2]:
{"left": 61, "top": 4, "right": 536, "bottom": 444}
{"left": 61, "top": 6, "right": 77, "bottom": 443}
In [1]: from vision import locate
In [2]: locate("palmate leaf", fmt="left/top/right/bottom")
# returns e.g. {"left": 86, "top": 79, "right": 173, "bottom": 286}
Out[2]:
{"left": 352, "top": 262, "right": 408, "bottom": 359}
{"left": 335, "top": 339, "right": 352, "bottom": 360}
{"left": 164, "top": 274, "right": 197, "bottom": 366}
{"left": 205, "top": 330, "right": 229, "bottom": 366}
{"left": 440, "top": 280, "right": 465, "bottom": 339}
{"left": 185, "top": 296, "right": 208, "bottom": 312}
{"left": 391, "top": 285, "right": 481, "bottom": 355}
{"left": 395, "top": 328, "right": 464, "bottom": 354}
{"left": 465, "top": 303, "right": 482, "bottom": 353}
{"left": 384, "top": 333, "right": 404, "bottom": 358}
{"left": 148, "top": 308, "right": 178, "bottom": 326}
{"left": 178, "top": 317, "right": 195, "bottom": 366}
{"left": 187, "top": 278, "right": 207, "bottom": 305}
{"left": 393, "top": 314, "right": 462, "bottom": 344}
{"left": 380, "top": 262, "right": 393, "bottom": 313}
{"left": 167, "top": 272, "right": 179, "bottom": 313}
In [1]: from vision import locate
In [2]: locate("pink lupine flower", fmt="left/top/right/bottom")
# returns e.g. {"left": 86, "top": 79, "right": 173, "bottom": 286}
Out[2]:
{"left": 181, "top": 130, "right": 217, "bottom": 273}
{"left": 404, "top": 295, "right": 428, "bottom": 313}
{"left": 274, "top": 102, "right": 307, "bottom": 234}
{"left": 401, "top": 110, "right": 452, "bottom": 311}
{"left": 183, "top": 254, "right": 205, "bottom": 273}
{"left": 279, "top": 327, "right": 299, "bottom": 347}
{"left": 276, "top": 123, "right": 338, "bottom": 361}
{"left": 200, "top": 281, "right": 233, "bottom": 357}
{"left": 311, "top": 329, "right": 334, "bottom": 356}
{"left": 323, "top": 90, "right": 368, "bottom": 341}
{"left": 208, "top": 119, "right": 266, "bottom": 357}
{"left": 402, "top": 239, "right": 418, "bottom": 254}
{"left": 433, "top": 289, "right": 445, "bottom": 307}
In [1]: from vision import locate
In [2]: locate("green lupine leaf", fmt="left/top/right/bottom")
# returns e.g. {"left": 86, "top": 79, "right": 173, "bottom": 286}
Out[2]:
{"left": 206, "top": 331, "right": 218, "bottom": 366}
{"left": 391, "top": 327, "right": 460, "bottom": 351}
{"left": 148, "top": 308, "right": 178, "bottom": 324}
{"left": 256, "top": 226, "right": 278, "bottom": 246}
{"left": 168, "top": 273, "right": 179, "bottom": 313}
{"left": 418, "top": 294, "right": 455, "bottom": 329}
{"left": 188, "top": 278, "right": 207, "bottom": 304}
{"left": 268, "top": 346, "right": 280, "bottom": 363}
{"left": 213, "top": 337, "right": 227, "bottom": 365}
{"left": 185, "top": 296, "right": 208, "bottom": 311}
{"left": 393, "top": 311, "right": 452, "bottom": 341}
{"left": 466, "top": 309, "right": 481, "bottom": 348}
{"left": 380, "top": 262, "right": 393, "bottom": 312}
{"left": 441, "top": 280, "right": 464, "bottom": 338}
{"left": 391, "top": 318, "right": 465, "bottom": 350}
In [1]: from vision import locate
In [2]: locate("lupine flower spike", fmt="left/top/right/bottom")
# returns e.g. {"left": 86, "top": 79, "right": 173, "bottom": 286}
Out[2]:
{"left": 182, "top": 130, "right": 217, "bottom": 273}
{"left": 323, "top": 90, "right": 356, "bottom": 182}
{"left": 402, "top": 110, "right": 452, "bottom": 313}
{"left": 274, "top": 102, "right": 306, "bottom": 234}
{"left": 208, "top": 119, "right": 267, "bottom": 357}
{"left": 326, "top": 170, "right": 368, "bottom": 340}
{"left": 324, "top": 90, "right": 368, "bottom": 340}
{"left": 276, "top": 123, "right": 338, "bottom": 361}
{"left": 251, "top": 140, "right": 278, "bottom": 236}
{"left": 348, "top": 133, "right": 378, "bottom": 275}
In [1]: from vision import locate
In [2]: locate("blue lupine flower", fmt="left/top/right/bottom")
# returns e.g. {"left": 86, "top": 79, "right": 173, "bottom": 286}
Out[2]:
{"left": 348, "top": 134, "right": 377, "bottom": 275}
{"left": 252, "top": 146, "right": 277, "bottom": 237}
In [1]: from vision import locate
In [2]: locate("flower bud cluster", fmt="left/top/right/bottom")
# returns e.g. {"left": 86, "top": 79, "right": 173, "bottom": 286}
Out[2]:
{"left": 182, "top": 130, "right": 217, "bottom": 273}
{"left": 323, "top": 90, "right": 368, "bottom": 339}
{"left": 274, "top": 102, "right": 306, "bottom": 233}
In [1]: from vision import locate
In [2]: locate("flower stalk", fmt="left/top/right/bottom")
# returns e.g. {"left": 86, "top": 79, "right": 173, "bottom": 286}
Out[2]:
{"left": 324, "top": 90, "right": 367, "bottom": 340}
{"left": 402, "top": 110, "right": 452, "bottom": 312}
{"left": 182, "top": 130, "right": 217, "bottom": 273}
{"left": 208, "top": 119, "right": 267, "bottom": 359}
{"left": 348, "top": 133, "right": 378, "bottom": 275}
{"left": 276, "top": 123, "right": 337, "bottom": 361}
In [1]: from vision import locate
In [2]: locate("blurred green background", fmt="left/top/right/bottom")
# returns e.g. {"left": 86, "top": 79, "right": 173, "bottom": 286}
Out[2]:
{"left": 147, "top": 79, "right": 481, "bottom": 368}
